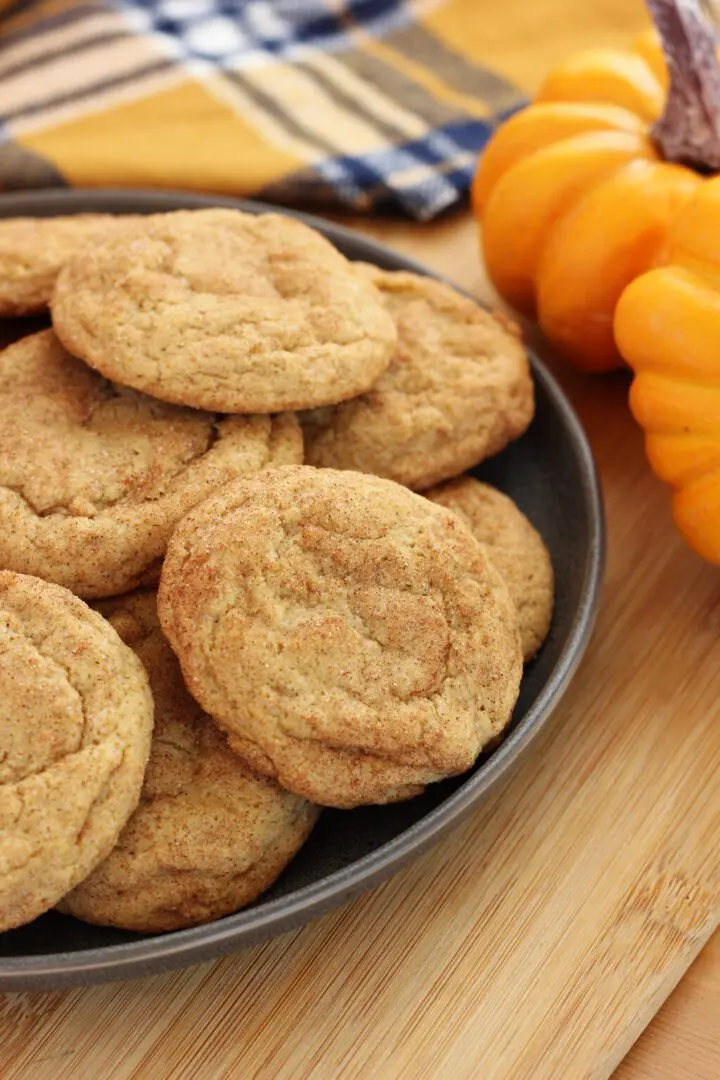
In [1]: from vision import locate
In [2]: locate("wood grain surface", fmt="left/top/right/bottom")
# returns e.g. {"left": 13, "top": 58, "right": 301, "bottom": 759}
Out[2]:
{"left": 618, "top": 934, "right": 720, "bottom": 1079}
{"left": 1, "top": 2, "right": 719, "bottom": 1078}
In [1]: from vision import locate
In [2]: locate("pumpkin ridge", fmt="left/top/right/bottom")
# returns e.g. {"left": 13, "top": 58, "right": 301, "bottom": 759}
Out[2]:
{"left": 536, "top": 48, "right": 665, "bottom": 121}
{"left": 536, "top": 158, "right": 700, "bottom": 370}
{"left": 631, "top": 373, "right": 720, "bottom": 436}
{"left": 631, "top": 29, "right": 669, "bottom": 88}
{"left": 645, "top": 432, "right": 720, "bottom": 487}
{"left": 672, "top": 471, "right": 720, "bottom": 564}
{"left": 471, "top": 102, "right": 645, "bottom": 215}
{"left": 483, "top": 130, "right": 656, "bottom": 314}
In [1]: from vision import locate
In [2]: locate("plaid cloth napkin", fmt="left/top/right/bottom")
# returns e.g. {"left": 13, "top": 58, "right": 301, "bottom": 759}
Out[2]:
{"left": 0, "top": 0, "right": 525, "bottom": 220}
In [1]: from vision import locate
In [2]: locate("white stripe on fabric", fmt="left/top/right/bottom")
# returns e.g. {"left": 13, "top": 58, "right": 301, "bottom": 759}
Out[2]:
{"left": 156, "top": 0, "right": 215, "bottom": 19}
{"left": 0, "top": 10, "right": 129, "bottom": 77}
{"left": 404, "top": 0, "right": 450, "bottom": 18}
{"left": 303, "top": 50, "right": 430, "bottom": 140}
{"left": 9, "top": 64, "right": 184, "bottom": 137}
{"left": 242, "top": 2, "right": 291, "bottom": 43}
{"left": 1, "top": 34, "right": 172, "bottom": 118}
{"left": 190, "top": 69, "right": 328, "bottom": 166}
{"left": 184, "top": 16, "right": 249, "bottom": 56}
{"left": 240, "top": 58, "right": 404, "bottom": 154}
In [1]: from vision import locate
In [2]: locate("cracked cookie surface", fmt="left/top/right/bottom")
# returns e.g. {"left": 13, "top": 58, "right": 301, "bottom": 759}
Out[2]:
{"left": 51, "top": 209, "right": 397, "bottom": 413}
{"left": 60, "top": 590, "right": 319, "bottom": 932}
{"left": 0, "top": 214, "right": 138, "bottom": 316}
{"left": 0, "top": 571, "right": 153, "bottom": 932}
{"left": 302, "top": 265, "right": 534, "bottom": 491}
{"left": 0, "top": 330, "right": 303, "bottom": 598}
{"left": 425, "top": 477, "right": 554, "bottom": 661}
{"left": 157, "top": 466, "right": 522, "bottom": 808}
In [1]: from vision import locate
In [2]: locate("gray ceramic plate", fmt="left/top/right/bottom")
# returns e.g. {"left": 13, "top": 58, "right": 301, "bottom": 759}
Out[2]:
{"left": 0, "top": 190, "right": 605, "bottom": 990}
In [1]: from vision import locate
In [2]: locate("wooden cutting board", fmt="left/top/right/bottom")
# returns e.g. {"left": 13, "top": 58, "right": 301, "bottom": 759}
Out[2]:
{"left": 1, "top": 209, "right": 719, "bottom": 1080}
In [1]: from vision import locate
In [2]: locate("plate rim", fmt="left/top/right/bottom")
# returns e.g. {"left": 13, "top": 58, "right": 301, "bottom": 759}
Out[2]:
{"left": 0, "top": 188, "right": 606, "bottom": 989}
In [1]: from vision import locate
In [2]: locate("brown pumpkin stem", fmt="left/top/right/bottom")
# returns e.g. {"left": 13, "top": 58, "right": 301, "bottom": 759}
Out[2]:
{"left": 648, "top": 0, "right": 720, "bottom": 169}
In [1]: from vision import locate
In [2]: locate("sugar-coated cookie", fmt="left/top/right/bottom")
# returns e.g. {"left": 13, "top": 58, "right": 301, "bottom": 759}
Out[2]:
{"left": 60, "top": 590, "right": 319, "bottom": 932}
{"left": 0, "top": 330, "right": 303, "bottom": 597}
{"left": 0, "top": 214, "right": 136, "bottom": 316}
{"left": 425, "top": 477, "right": 553, "bottom": 660}
{"left": 302, "top": 266, "right": 533, "bottom": 490}
{"left": 157, "top": 466, "right": 522, "bottom": 808}
{"left": 0, "top": 571, "right": 153, "bottom": 932}
{"left": 52, "top": 210, "right": 397, "bottom": 413}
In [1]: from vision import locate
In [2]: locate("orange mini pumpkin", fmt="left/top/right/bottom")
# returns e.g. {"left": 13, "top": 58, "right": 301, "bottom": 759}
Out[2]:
{"left": 473, "top": 0, "right": 720, "bottom": 373}
{"left": 615, "top": 176, "right": 720, "bottom": 566}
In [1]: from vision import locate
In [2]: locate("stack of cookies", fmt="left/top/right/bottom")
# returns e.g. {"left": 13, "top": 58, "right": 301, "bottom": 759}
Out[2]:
{"left": 0, "top": 208, "right": 553, "bottom": 936}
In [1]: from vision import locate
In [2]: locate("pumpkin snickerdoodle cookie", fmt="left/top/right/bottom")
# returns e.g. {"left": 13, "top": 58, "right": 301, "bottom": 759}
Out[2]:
{"left": 0, "top": 571, "right": 153, "bottom": 933}
{"left": 60, "top": 590, "right": 319, "bottom": 932}
{"left": 51, "top": 209, "right": 397, "bottom": 413}
{"left": 302, "top": 265, "right": 534, "bottom": 491}
{"left": 0, "top": 214, "right": 136, "bottom": 316}
{"left": 157, "top": 466, "right": 522, "bottom": 809}
{"left": 425, "top": 477, "right": 554, "bottom": 661}
{"left": 0, "top": 330, "right": 303, "bottom": 598}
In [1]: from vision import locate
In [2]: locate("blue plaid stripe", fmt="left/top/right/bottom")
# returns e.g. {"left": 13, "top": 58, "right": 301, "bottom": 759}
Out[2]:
{"left": 112, "top": 0, "right": 417, "bottom": 64}
{"left": 316, "top": 119, "right": 498, "bottom": 220}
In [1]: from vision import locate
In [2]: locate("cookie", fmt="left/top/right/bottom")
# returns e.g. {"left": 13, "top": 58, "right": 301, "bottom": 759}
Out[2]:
{"left": 0, "top": 214, "right": 134, "bottom": 316}
{"left": 157, "top": 466, "right": 522, "bottom": 809}
{"left": 0, "top": 571, "right": 153, "bottom": 932}
{"left": 60, "top": 591, "right": 319, "bottom": 932}
{"left": 0, "top": 330, "right": 303, "bottom": 598}
{"left": 302, "top": 265, "right": 534, "bottom": 491}
{"left": 51, "top": 209, "right": 397, "bottom": 413}
{"left": 425, "top": 477, "right": 553, "bottom": 660}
